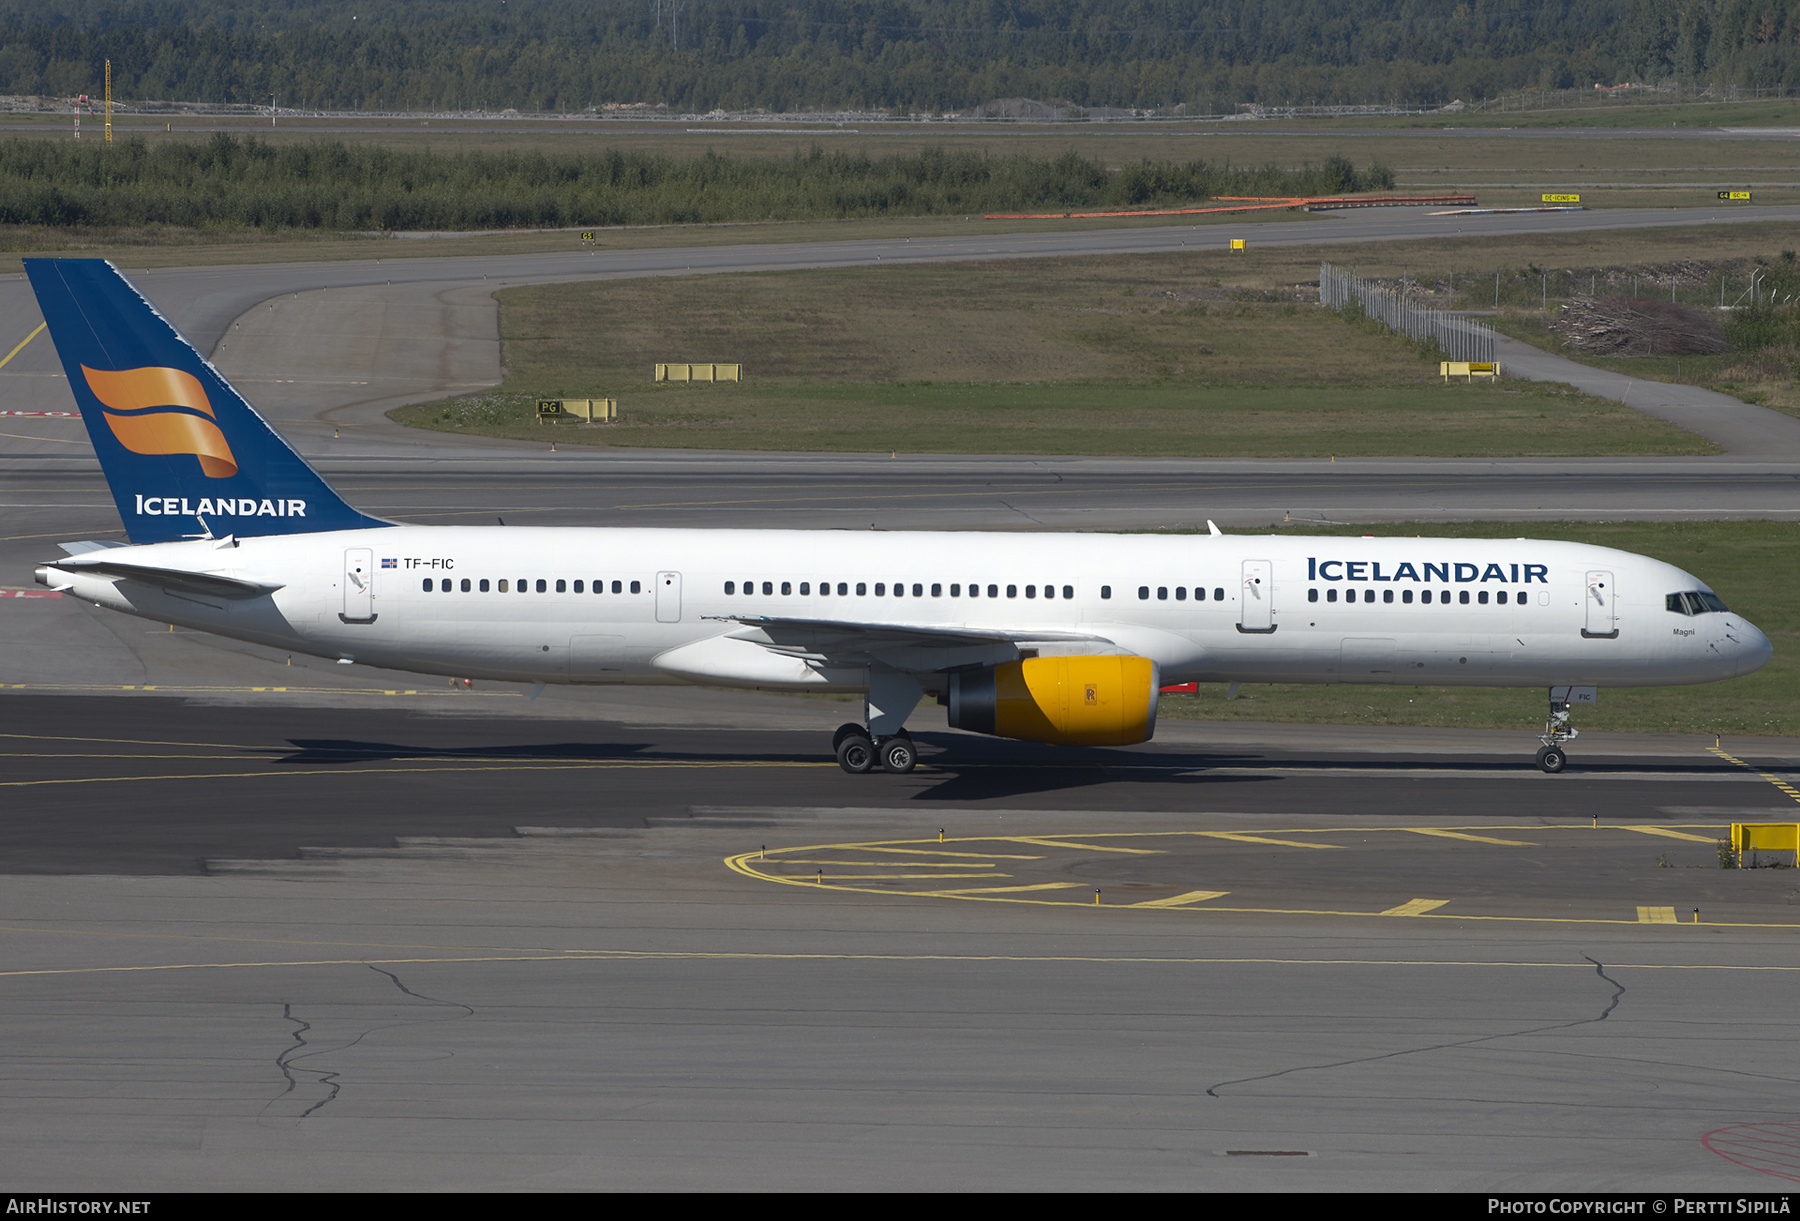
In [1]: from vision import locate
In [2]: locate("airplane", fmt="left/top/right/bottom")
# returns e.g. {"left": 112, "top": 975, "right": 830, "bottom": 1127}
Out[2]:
{"left": 23, "top": 258, "right": 1773, "bottom": 775}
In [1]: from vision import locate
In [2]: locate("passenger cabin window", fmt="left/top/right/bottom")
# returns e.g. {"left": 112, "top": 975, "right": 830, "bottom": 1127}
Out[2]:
{"left": 630, "top": 580, "right": 641, "bottom": 594}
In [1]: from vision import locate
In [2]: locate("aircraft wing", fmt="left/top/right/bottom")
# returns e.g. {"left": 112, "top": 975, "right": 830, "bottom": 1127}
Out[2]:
{"left": 42, "top": 556, "right": 284, "bottom": 601}
{"left": 701, "top": 614, "right": 1118, "bottom": 672}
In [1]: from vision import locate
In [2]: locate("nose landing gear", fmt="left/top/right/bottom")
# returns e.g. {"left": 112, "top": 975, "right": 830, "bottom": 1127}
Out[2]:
{"left": 1536, "top": 686, "right": 1590, "bottom": 773}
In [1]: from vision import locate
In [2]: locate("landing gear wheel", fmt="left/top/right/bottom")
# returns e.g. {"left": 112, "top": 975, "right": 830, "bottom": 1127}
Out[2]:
{"left": 832, "top": 723, "right": 865, "bottom": 751}
{"left": 837, "top": 732, "right": 875, "bottom": 774}
{"left": 1538, "top": 746, "right": 1567, "bottom": 774}
{"left": 878, "top": 735, "right": 918, "bottom": 774}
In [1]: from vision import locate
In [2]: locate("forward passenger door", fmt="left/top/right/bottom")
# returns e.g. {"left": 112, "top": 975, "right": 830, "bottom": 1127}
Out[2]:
{"left": 1238, "top": 560, "right": 1274, "bottom": 633}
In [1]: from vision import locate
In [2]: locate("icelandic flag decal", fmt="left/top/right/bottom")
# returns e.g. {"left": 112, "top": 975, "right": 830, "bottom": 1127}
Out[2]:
{"left": 380, "top": 558, "right": 397, "bottom": 568}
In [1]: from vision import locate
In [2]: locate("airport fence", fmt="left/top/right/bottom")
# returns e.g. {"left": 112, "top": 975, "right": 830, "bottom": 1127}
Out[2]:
{"left": 1318, "top": 261, "right": 1496, "bottom": 364}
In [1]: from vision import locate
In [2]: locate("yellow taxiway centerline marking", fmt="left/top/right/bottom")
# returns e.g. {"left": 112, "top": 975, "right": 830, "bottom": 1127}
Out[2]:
{"left": 1619, "top": 825, "right": 1720, "bottom": 843}
{"left": 1408, "top": 828, "right": 1536, "bottom": 846}
{"left": 1381, "top": 898, "right": 1451, "bottom": 917}
{"left": 770, "top": 860, "right": 1000, "bottom": 868}
{"left": 849, "top": 850, "right": 1051, "bottom": 860}
{"left": 814, "top": 873, "right": 1008, "bottom": 881}
{"left": 1200, "top": 831, "right": 1342, "bottom": 849}
{"left": 1005, "top": 837, "right": 1164, "bottom": 854}
{"left": 0, "top": 322, "right": 45, "bottom": 370}
{"left": 1638, "top": 906, "right": 1678, "bottom": 924}
{"left": 1131, "top": 890, "right": 1231, "bottom": 908}
{"left": 1709, "top": 747, "right": 1800, "bottom": 808}
{"left": 919, "top": 883, "right": 1089, "bottom": 895}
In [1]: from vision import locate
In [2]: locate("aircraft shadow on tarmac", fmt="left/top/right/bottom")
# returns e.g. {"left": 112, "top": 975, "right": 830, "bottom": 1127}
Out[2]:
{"left": 272, "top": 732, "right": 1737, "bottom": 805}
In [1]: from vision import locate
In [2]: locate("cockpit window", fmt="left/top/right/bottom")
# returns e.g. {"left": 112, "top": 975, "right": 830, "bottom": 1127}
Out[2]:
{"left": 1667, "top": 590, "right": 1730, "bottom": 615}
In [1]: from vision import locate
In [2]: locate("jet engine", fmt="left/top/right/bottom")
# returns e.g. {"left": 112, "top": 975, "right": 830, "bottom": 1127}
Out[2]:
{"left": 946, "top": 655, "right": 1159, "bottom": 747}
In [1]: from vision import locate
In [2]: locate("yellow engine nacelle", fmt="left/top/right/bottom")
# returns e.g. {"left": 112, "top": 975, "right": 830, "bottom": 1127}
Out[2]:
{"left": 946, "top": 655, "right": 1159, "bottom": 747}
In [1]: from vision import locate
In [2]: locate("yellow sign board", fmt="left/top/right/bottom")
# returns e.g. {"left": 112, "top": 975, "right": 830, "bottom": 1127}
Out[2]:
{"left": 1718, "top": 191, "right": 1752, "bottom": 201}
{"left": 1542, "top": 194, "right": 1580, "bottom": 203}
{"left": 1229, "top": 238, "right": 1246, "bottom": 250}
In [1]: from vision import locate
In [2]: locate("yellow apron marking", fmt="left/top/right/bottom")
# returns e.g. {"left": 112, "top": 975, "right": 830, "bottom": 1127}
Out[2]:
{"left": 1637, "top": 906, "right": 1678, "bottom": 924}
{"left": 1408, "top": 828, "right": 1536, "bottom": 846}
{"left": 1381, "top": 899, "right": 1450, "bottom": 917}
{"left": 814, "top": 872, "right": 1007, "bottom": 881}
{"left": 845, "top": 846, "right": 1044, "bottom": 860}
{"left": 1709, "top": 747, "right": 1800, "bottom": 808}
{"left": 1006, "top": 837, "right": 1163, "bottom": 855}
{"left": 768, "top": 860, "right": 999, "bottom": 868}
{"left": 1131, "top": 890, "right": 1230, "bottom": 908}
{"left": 1201, "top": 832, "right": 1341, "bottom": 849}
{"left": 0, "top": 321, "right": 45, "bottom": 370}
{"left": 920, "top": 883, "right": 1088, "bottom": 896}
{"left": 1619, "top": 825, "right": 1718, "bottom": 843}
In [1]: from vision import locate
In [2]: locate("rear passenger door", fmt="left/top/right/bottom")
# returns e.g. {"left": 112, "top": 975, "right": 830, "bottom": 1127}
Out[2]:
{"left": 656, "top": 571, "right": 682, "bottom": 624}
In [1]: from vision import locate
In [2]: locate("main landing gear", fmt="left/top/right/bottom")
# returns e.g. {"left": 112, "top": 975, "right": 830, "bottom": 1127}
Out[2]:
{"left": 834, "top": 723, "right": 916, "bottom": 774}
{"left": 1535, "top": 688, "right": 1580, "bottom": 774}
{"left": 835, "top": 672, "right": 926, "bottom": 775}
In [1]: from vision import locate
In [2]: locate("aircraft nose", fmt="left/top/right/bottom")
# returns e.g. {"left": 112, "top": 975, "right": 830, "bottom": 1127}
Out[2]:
{"left": 1731, "top": 619, "right": 1774, "bottom": 676}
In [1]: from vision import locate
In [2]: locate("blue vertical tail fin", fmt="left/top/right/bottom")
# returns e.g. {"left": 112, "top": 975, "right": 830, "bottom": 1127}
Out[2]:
{"left": 25, "top": 258, "right": 389, "bottom": 545}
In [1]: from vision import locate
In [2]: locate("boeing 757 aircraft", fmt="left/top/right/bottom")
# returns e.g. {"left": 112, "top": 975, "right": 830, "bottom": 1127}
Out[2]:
{"left": 24, "top": 259, "right": 1772, "bottom": 774}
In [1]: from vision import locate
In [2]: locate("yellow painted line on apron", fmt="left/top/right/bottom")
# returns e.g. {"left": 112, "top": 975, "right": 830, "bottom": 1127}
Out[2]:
{"left": 1381, "top": 899, "right": 1450, "bottom": 917}
{"left": 1637, "top": 906, "right": 1678, "bottom": 924}
{"left": 1407, "top": 828, "right": 1536, "bottom": 846}
{"left": 1131, "top": 890, "right": 1231, "bottom": 908}
{"left": 0, "top": 321, "right": 45, "bottom": 370}
{"left": 1710, "top": 746, "right": 1800, "bottom": 808}
{"left": 767, "top": 860, "right": 999, "bottom": 868}
{"left": 1619, "top": 825, "right": 1719, "bottom": 843}
{"left": 1201, "top": 831, "right": 1342, "bottom": 849}
{"left": 814, "top": 873, "right": 1007, "bottom": 881}
{"left": 919, "top": 883, "right": 1088, "bottom": 896}
{"left": 840, "top": 846, "right": 1045, "bottom": 860}
{"left": 1005, "top": 837, "right": 1163, "bottom": 855}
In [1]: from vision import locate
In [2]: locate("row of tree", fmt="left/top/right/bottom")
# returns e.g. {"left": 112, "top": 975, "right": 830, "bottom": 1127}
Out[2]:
{"left": 3, "top": 1, "right": 1800, "bottom": 113}
{"left": 0, "top": 134, "right": 1393, "bottom": 230}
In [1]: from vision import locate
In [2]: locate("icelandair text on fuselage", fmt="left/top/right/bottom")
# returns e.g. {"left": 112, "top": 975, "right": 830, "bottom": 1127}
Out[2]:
{"left": 133, "top": 494, "right": 304, "bottom": 518}
{"left": 1311, "top": 558, "right": 1550, "bottom": 584}
{"left": 1489, "top": 1202, "right": 1790, "bottom": 1215}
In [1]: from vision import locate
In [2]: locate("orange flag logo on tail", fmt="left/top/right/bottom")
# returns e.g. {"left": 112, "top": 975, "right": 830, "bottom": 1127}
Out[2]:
{"left": 81, "top": 365, "right": 238, "bottom": 478}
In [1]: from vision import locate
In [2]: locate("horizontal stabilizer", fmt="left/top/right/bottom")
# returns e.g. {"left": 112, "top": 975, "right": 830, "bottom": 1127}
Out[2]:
{"left": 44, "top": 556, "right": 283, "bottom": 600}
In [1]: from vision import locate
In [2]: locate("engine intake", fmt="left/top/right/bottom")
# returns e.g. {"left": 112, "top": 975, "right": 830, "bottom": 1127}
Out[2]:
{"left": 947, "top": 655, "right": 1159, "bottom": 747}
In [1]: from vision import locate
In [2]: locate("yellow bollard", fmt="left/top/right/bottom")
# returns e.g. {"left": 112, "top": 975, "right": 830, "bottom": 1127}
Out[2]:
{"left": 1094, "top": 888, "right": 1101, "bottom": 906}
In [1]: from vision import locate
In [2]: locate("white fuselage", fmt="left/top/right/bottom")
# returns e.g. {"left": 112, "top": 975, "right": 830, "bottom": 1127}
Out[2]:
{"left": 40, "top": 527, "right": 1772, "bottom": 695}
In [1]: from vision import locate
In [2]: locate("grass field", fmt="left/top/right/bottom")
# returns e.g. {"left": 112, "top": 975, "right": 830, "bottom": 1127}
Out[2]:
{"left": 4, "top": 101, "right": 1800, "bottom": 261}
{"left": 1156, "top": 521, "right": 1797, "bottom": 737}
{"left": 391, "top": 251, "right": 1712, "bottom": 457}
